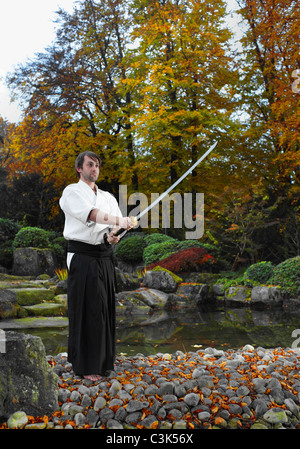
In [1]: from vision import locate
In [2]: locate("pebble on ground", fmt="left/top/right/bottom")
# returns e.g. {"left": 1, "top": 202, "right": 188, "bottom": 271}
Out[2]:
{"left": 3, "top": 344, "right": 300, "bottom": 429}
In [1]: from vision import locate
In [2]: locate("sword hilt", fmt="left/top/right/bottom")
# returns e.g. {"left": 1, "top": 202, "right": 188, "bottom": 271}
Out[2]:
{"left": 113, "top": 216, "right": 138, "bottom": 237}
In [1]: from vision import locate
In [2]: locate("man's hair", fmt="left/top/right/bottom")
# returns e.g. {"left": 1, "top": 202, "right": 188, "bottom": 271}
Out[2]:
{"left": 75, "top": 151, "right": 102, "bottom": 178}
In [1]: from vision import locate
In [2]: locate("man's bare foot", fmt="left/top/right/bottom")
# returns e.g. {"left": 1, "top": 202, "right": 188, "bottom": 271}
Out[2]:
{"left": 83, "top": 374, "right": 102, "bottom": 382}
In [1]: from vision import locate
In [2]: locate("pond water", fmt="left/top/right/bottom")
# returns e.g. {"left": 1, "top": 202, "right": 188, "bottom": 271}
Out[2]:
{"left": 11, "top": 305, "right": 300, "bottom": 356}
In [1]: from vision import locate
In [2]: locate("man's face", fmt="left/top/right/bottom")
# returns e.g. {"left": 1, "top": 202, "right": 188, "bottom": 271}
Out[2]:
{"left": 78, "top": 155, "right": 100, "bottom": 184}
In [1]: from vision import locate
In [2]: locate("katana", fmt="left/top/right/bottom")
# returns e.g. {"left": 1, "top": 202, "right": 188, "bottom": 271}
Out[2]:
{"left": 113, "top": 141, "right": 217, "bottom": 238}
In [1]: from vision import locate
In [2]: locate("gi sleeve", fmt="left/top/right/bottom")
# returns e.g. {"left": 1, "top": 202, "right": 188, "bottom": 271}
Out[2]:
{"left": 59, "top": 187, "right": 95, "bottom": 225}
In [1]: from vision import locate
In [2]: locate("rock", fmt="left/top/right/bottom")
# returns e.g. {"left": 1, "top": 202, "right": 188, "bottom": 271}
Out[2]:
{"left": 175, "top": 283, "right": 212, "bottom": 306}
{"left": 253, "top": 399, "right": 269, "bottom": 416}
{"left": 0, "top": 331, "right": 59, "bottom": 418}
{"left": 107, "top": 418, "right": 124, "bottom": 429}
{"left": 164, "top": 293, "right": 190, "bottom": 309}
{"left": 5, "top": 340, "right": 300, "bottom": 430}
{"left": 13, "top": 247, "right": 56, "bottom": 277}
{"left": 212, "top": 284, "right": 224, "bottom": 296}
{"left": 173, "top": 420, "right": 187, "bottom": 429}
{"left": 55, "top": 279, "right": 68, "bottom": 295}
{"left": 184, "top": 393, "right": 200, "bottom": 407}
{"left": 94, "top": 396, "right": 107, "bottom": 411}
{"left": 263, "top": 409, "right": 288, "bottom": 424}
{"left": 252, "top": 377, "right": 267, "bottom": 394}
{"left": 109, "top": 380, "right": 122, "bottom": 396}
{"left": 115, "top": 268, "right": 140, "bottom": 292}
{"left": 126, "top": 400, "right": 149, "bottom": 413}
{"left": 251, "top": 286, "right": 283, "bottom": 307}
{"left": 0, "top": 289, "right": 18, "bottom": 319}
{"left": 142, "top": 271, "right": 177, "bottom": 293}
{"left": 74, "top": 412, "right": 86, "bottom": 426}
{"left": 198, "top": 411, "right": 211, "bottom": 421}
{"left": 7, "top": 410, "right": 29, "bottom": 429}
{"left": 9, "top": 287, "right": 55, "bottom": 306}
{"left": 117, "top": 288, "right": 168, "bottom": 311}
{"left": 224, "top": 286, "right": 252, "bottom": 306}
{"left": 22, "top": 302, "right": 67, "bottom": 317}
{"left": 251, "top": 422, "right": 269, "bottom": 429}
{"left": 284, "top": 398, "right": 299, "bottom": 417}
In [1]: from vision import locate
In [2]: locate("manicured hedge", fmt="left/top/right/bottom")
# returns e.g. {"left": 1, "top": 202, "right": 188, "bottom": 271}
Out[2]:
{"left": 146, "top": 247, "right": 215, "bottom": 272}
{"left": 270, "top": 256, "right": 300, "bottom": 296}
{"left": 245, "top": 261, "right": 274, "bottom": 284}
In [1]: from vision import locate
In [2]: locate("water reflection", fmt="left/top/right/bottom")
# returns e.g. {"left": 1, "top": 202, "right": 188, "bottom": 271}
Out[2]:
{"left": 12, "top": 305, "right": 300, "bottom": 356}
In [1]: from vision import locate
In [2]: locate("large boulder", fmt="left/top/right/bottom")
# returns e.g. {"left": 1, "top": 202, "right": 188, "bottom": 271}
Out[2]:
{"left": 116, "top": 288, "right": 169, "bottom": 314}
{"left": 142, "top": 270, "right": 177, "bottom": 293}
{"left": 251, "top": 286, "right": 283, "bottom": 307}
{"left": 165, "top": 283, "right": 212, "bottom": 309}
{"left": 13, "top": 248, "right": 56, "bottom": 277}
{"left": 0, "top": 331, "right": 59, "bottom": 418}
{"left": 115, "top": 267, "right": 140, "bottom": 292}
{"left": 224, "top": 286, "right": 252, "bottom": 306}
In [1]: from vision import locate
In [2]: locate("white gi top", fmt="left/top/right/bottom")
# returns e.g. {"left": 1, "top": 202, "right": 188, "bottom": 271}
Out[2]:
{"left": 59, "top": 179, "right": 123, "bottom": 246}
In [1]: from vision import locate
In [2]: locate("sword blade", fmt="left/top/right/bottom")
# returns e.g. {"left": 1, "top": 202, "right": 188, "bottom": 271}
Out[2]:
{"left": 113, "top": 141, "right": 217, "bottom": 237}
{"left": 136, "top": 141, "right": 217, "bottom": 220}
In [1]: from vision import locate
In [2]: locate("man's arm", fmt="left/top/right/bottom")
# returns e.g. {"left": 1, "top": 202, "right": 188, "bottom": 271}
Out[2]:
{"left": 88, "top": 208, "right": 133, "bottom": 230}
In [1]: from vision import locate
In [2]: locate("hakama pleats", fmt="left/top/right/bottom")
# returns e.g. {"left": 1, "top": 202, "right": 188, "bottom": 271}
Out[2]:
{"left": 67, "top": 242, "right": 116, "bottom": 376}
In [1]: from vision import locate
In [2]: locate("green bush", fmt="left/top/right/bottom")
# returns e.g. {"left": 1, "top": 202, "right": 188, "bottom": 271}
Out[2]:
{"left": 216, "top": 270, "right": 254, "bottom": 290}
{"left": 0, "top": 241, "right": 14, "bottom": 269}
{"left": 270, "top": 256, "right": 300, "bottom": 296}
{"left": 143, "top": 240, "right": 180, "bottom": 266}
{"left": 245, "top": 261, "right": 274, "bottom": 284}
{"left": 115, "top": 234, "right": 146, "bottom": 262}
{"left": 13, "top": 226, "right": 51, "bottom": 249}
{"left": 0, "top": 218, "right": 20, "bottom": 244}
{"left": 177, "top": 240, "right": 202, "bottom": 250}
{"left": 144, "top": 233, "right": 176, "bottom": 246}
{"left": 50, "top": 235, "right": 67, "bottom": 266}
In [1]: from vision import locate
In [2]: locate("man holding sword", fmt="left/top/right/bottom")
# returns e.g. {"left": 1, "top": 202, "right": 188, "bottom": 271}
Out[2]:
{"left": 59, "top": 151, "right": 134, "bottom": 381}
{"left": 60, "top": 142, "right": 216, "bottom": 381}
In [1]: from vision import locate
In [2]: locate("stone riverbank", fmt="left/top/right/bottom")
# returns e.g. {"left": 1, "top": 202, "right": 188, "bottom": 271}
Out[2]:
{"left": 4, "top": 344, "right": 300, "bottom": 430}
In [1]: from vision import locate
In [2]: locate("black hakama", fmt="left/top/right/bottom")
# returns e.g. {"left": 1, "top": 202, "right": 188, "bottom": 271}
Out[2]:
{"left": 66, "top": 240, "right": 116, "bottom": 376}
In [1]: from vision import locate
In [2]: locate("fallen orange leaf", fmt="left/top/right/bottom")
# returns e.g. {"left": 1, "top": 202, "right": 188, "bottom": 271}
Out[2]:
{"left": 215, "top": 417, "right": 226, "bottom": 426}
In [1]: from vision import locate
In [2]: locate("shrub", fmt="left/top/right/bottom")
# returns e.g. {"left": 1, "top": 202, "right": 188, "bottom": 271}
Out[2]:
{"left": 144, "top": 233, "right": 176, "bottom": 246}
{"left": 0, "top": 218, "right": 20, "bottom": 244}
{"left": 50, "top": 236, "right": 67, "bottom": 266}
{"left": 245, "top": 261, "right": 274, "bottom": 284}
{"left": 270, "top": 256, "right": 300, "bottom": 296}
{"left": 13, "top": 226, "right": 51, "bottom": 249}
{"left": 177, "top": 239, "right": 202, "bottom": 250}
{"left": 115, "top": 234, "right": 146, "bottom": 262}
{"left": 146, "top": 247, "right": 215, "bottom": 273}
{"left": 215, "top": 272, "right": 253, "bottom": 291}
{"left": 143, "top": 240, "right": 180, "bottom": 266}
{"left": 0, "top": 241, "right": 14, "bottom": 269}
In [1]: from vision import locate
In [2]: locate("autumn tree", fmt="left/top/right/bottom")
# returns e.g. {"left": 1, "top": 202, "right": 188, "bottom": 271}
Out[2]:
{"left": 236, "top": 0, "right": 300, "bottom": 194}
{"left": 207, "top": 187, "right": 283, "bottom": 269}
{"left": 127, "top": 0, "right": 242, "bottom": 197}
{"left": 7, "top": 0, "right": 137, "bottom": 196}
